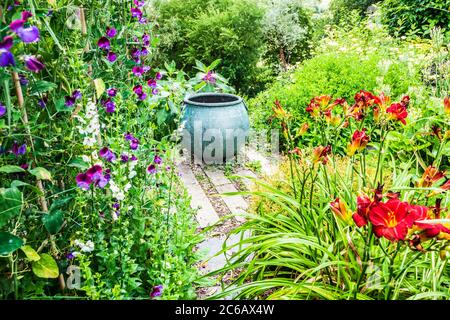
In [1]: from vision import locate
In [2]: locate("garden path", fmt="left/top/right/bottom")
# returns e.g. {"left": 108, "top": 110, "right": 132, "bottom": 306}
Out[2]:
{"left": 177, "top": 147, "right": 281, "bottom": 299}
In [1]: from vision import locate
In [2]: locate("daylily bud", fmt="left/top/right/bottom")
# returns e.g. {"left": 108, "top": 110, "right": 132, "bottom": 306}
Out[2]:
{"left": 347, "top": 129, "right": 370, "bottom": 156}
{"left": 330, "top": 198, "right": 351, "bottom": 223}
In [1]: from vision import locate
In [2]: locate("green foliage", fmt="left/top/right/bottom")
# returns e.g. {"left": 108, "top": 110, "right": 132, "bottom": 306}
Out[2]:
{"left": 330, "top": 0, "right": 380, "bottom": 25}
{"left": 380, "top": 0, "right": 450, "bottom": 39}
{"left": 155, "top": 0, "right": 265, "bottom": 95}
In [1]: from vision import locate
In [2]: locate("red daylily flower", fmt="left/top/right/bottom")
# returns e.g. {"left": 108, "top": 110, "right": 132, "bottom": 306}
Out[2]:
{"left": 386, "top": 102, "right": 408, "bottom": 125}
{"left": 312, "top": 145, "right": 331, "bottom": 165}
{"left": 368, "top": 199, "right": 419, "bottom": 241}
{"left": 352, "top": 194, "right": 372, "bottom": 227}
{"left": 444, "top": 96, "right": 450, "bottom": 115}
{"left": 417, "top": 165, "right": 446, "bottom": 188}
{"left": 347, "top": 128, "right": 370, "bottom": 156}
{"left": 330, "top": 198, "right": 351, "bottom": 222}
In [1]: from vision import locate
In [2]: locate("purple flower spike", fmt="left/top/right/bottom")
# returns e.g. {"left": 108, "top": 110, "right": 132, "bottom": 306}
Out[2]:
{"left": 97, "top": 37, "right": 110, "bottom": 50}
{"left": 150, "top": 285, "right": 163, "bottom": 298}
{"left": 147, "top": 164, "right": 157, "bottom": 174}
{"left": 153, "top": 155, "right": 162, "bottom": 165}
{"left": 76, "top": 172, "right": 92, "bottom": 190}
{"left": 99, "top": 147, "right": 117, "bottom": 162}
{"left": 106, "top": 27, "right": 117, "bottom": 38}
{"left": 24, "top": 55, "right": 45, "bottom": 73}
{"left": 107, "top": 88, "right": 118, "bottom": 97}
{"left": 16, "top": 26, "right": 40, "bottom": 43}
{"left": 107, "top": 51, "right": 117, "bottom": 62}
{"left": 0, "top": 103, "right": 6, "bottom": 117}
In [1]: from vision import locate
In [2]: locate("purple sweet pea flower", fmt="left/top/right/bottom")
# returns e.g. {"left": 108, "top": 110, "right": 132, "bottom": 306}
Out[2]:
{"left": 106, "top": 27, "right": 117, "bottom": 38}
{"left": 19, "top": 74, "right": 28, "bottom": 86}
{"left": 151, "top": 88, "right": 159, "bottom": 95}
{"left": 131, "top": 48, "right": 141, "bottom": 63}
{"left": 147, "top": 164, "right": 157, "bottom": 174}
{"left": 97, "top": 37, "right": 110, "bottom": 50}
{"left": 38, "top": 96, "right": 47, "bottom": 109}
{"left": 0, "top": 36, "right": 15, "bottom": 67}
{"left": 65, "top": 96, "right": 76, "bottom": 107}
{"left": 153, "top": 155, "right": 162, "bottom": 164}
{"left": 124, "top": 133, "right": 135, "bottom": 141}
{"left": 112, "top": 202, "right": 120, "bottom": 209}
{"left": 133, "top": 85, "right": 147, "bottom": 100}
{"left": 24, "top": 55, "right": 45, "bottom": 73}
{"left": 147, "top": 79, "right": 157, "bottom": 88}
{"left": 96, "top": 173, "right": 110, "bottom": 188}
{"left": 22, "top": 11, "right": 33, "bottom": 21}
{"left": 155, "top": 72, "right": 162, "bottom": 80}
{"left": 140, "top": 47, "right": 148, "bottom": 56}
{"left": 131, "top": 155, "right": 138, "bottom": 161}
{"left": 142, "top": 34, "right": 150, "bottom": 46}
{"left": 131, "top": 8, "right": 143, "bottom": 19}
{"left": 150, "top": 285, "right": 163, "bottom": 298}
{"left": 103, "top": 98, "right": 116, "bottom": 113}
{"left": 16, "top": 26, "right": 40, "bottom": 43}
{"left": 76, "top": 172, "right": 92, "bottom": 190}
{"left": 202, "top": 71, "right": 216, "bottom": 84}
{"left": 11, "top": 142, "right": 26, "bottom": 156}
{"left": 134, "top": 0, "right": 145, "bottom": 7}
{"left": 86, "top": 165, "right": 103, "bottom": 182}
{"left": 132, "top": 66, "right": 145, "bottom": 77}
{"left": 72, "top": 90, "right": 82, "bottom": 100}
{"left": 66, "top": 252, "right": 76, "bottom": 260}
{"left": 121, "top": 154, "right": 129, "bottom": 162}
{"left": 46, "top": 10, "right": 53, "bottom": 17}
{"left": 130, "top": 138, "right": 139, "bottom": 150}
{"left": 139, "top": 17, "right": 147, "bottom": 24}
{"left": 9, "top": 19, "right": 24, "bottom": 32}
{"left": 107, "top": 51, "right": 117, "bottom": 62}
{"left": 107, "top": 88, "right": 118, "bottom": 97}
{"left": 0, "top": 103, "right": 6, "bottom": 117}
{"left": 99, "top": 147, "right": 117, "bottom": 162}
{"left": 20, "top": 163, "right": 29, "bottom": 170}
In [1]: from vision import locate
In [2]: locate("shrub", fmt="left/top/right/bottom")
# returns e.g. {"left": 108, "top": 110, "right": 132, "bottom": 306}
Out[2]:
{"left": 154, "top": 0, "right": 265, "bottom": 95}
{"left": 380, "top": 0, "right": 450, "bottom": 39}
{"left": 329, "top": 0, "right": 380, "bottom": 25}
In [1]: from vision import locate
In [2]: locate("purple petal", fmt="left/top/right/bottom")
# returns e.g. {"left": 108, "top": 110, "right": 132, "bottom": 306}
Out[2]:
{"left": 0, "top": 50, "right": 15, "bottom": 67}
{"left": 107, "top": 88, "right": 117, "bottom": 97}
{"left": 0, "top": 36, "right": 14, "bottom": 50}
{"left": 107, "top": 51, "right": 117, "bottom": 62}
{"left": 106, "top": 27, "right": 117, "bottom": 38}
{"left": 65, "top": 96, "right": 76, "bottom": 107}
{"left": 72, "top": 90, "right": 82, "bottom": 100}
{"left": 24, "top": 55, "right": 45, "bottom": 73}
{"left": 0, "top": 104, "right": 6, "bottom": 117}
{"left": 134, "top": 0, "right": 145, "bottom": 7}
{"left": 16, "top": 26, "right": 40, "bottom": 43}
{"left": 155, "top": 72, "right": 162, "bottom": 80}
{"left": 147, "top": 164, "right": 157, "bottom": 174}
{"left": 21, "top": 11, "right": 33, "bottom": 21}
{"left": 18, "top": 144, "right": 26, "bottom": 155}
{"left": 76, "top": 173, "right": 92, "bottom": 190}
{"left": 131, "top": 8, "right": 142, "bottom": 18}
{"left": 147, "top": 79, "right": 156, "bottom": 88}
{"left": 9, "top": 19, "right": 24, "bottom": 32}
{"left": 97, "top": 37, "right": 110, "bottom": 50}
{"left": 154, "top": 155, "right": 162, "bottom": 164}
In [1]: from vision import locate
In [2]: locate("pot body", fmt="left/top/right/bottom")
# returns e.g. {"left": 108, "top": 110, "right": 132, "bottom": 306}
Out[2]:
{"left": 181, "top": 93, "right": 249, "bottom": 163}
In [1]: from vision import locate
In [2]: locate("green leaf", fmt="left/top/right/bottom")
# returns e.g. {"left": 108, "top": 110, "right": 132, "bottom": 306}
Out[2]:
{"left": 156, "top": 108, "right": 168, "bottom": 126}
{"left": 55, "top": 97, "right": 71, "bottom": 112}
{"left": 10, "top": 180, "right": 31, "bottom": 188}
{"left": 29, "top": 167, "right": 52, "bottom": 180}
{"left": 0, "top": 187, "right": 23, "bottom": 228}
{"left": 93, "top": 78, "right": 105, "bottom": 99}
{"left": 42, "top": 211, "right": 64, "bottom": 234}
{"left": 21, "top": 245, "right": 40, "bottom": 261}
{"left": 29, "top": 80, "right": 57, "bottom": 96}
{"left": 0, "top": 165, "right": 25, "bottom": 173}
{"left": 32, "top": 253, "right": 59, "bottom": 278}
{"left": 0, "top": 232, "right": 23, "bottom": 255}
{"left": 67, "top": 158, "right": 89, "bottom": 170}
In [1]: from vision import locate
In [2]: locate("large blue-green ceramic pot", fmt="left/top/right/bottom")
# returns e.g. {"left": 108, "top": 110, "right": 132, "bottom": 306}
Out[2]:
{"left": 181, "top": 93, "right": 249, "bottom": 163}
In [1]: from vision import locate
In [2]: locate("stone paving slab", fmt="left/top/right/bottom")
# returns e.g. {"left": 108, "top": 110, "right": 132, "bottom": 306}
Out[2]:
{"left": 215, "top": 183, "right": 248, "bottom": 223}
{"left": 235, "top": 168, "right": 257, "bottom": 190}
{"left": 178, "top": 163, "right": 220, "bottom": 228}
{"left": 245, "top": 147, "right": 279, "bottom": 176}
{"left": 204, "top": 167, "right": 231, "bottom": 186}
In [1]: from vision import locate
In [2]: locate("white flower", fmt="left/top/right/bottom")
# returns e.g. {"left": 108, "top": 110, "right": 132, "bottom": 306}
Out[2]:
{"left": 83, "top": 136, "right": 97, "bottom": 147}
{"left": 124, "top": 183, "right": 132, "bottom": 192}
{"left": 128, "top": 171, "right": 137, "bottom": 179}
{"left": 82, "top": 155, "right": 90, "bottom": 163}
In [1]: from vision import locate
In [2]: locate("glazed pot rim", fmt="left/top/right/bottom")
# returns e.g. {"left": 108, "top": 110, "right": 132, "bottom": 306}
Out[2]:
{"left": 184, "top": 93, "right": 243, "bottom": 107}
